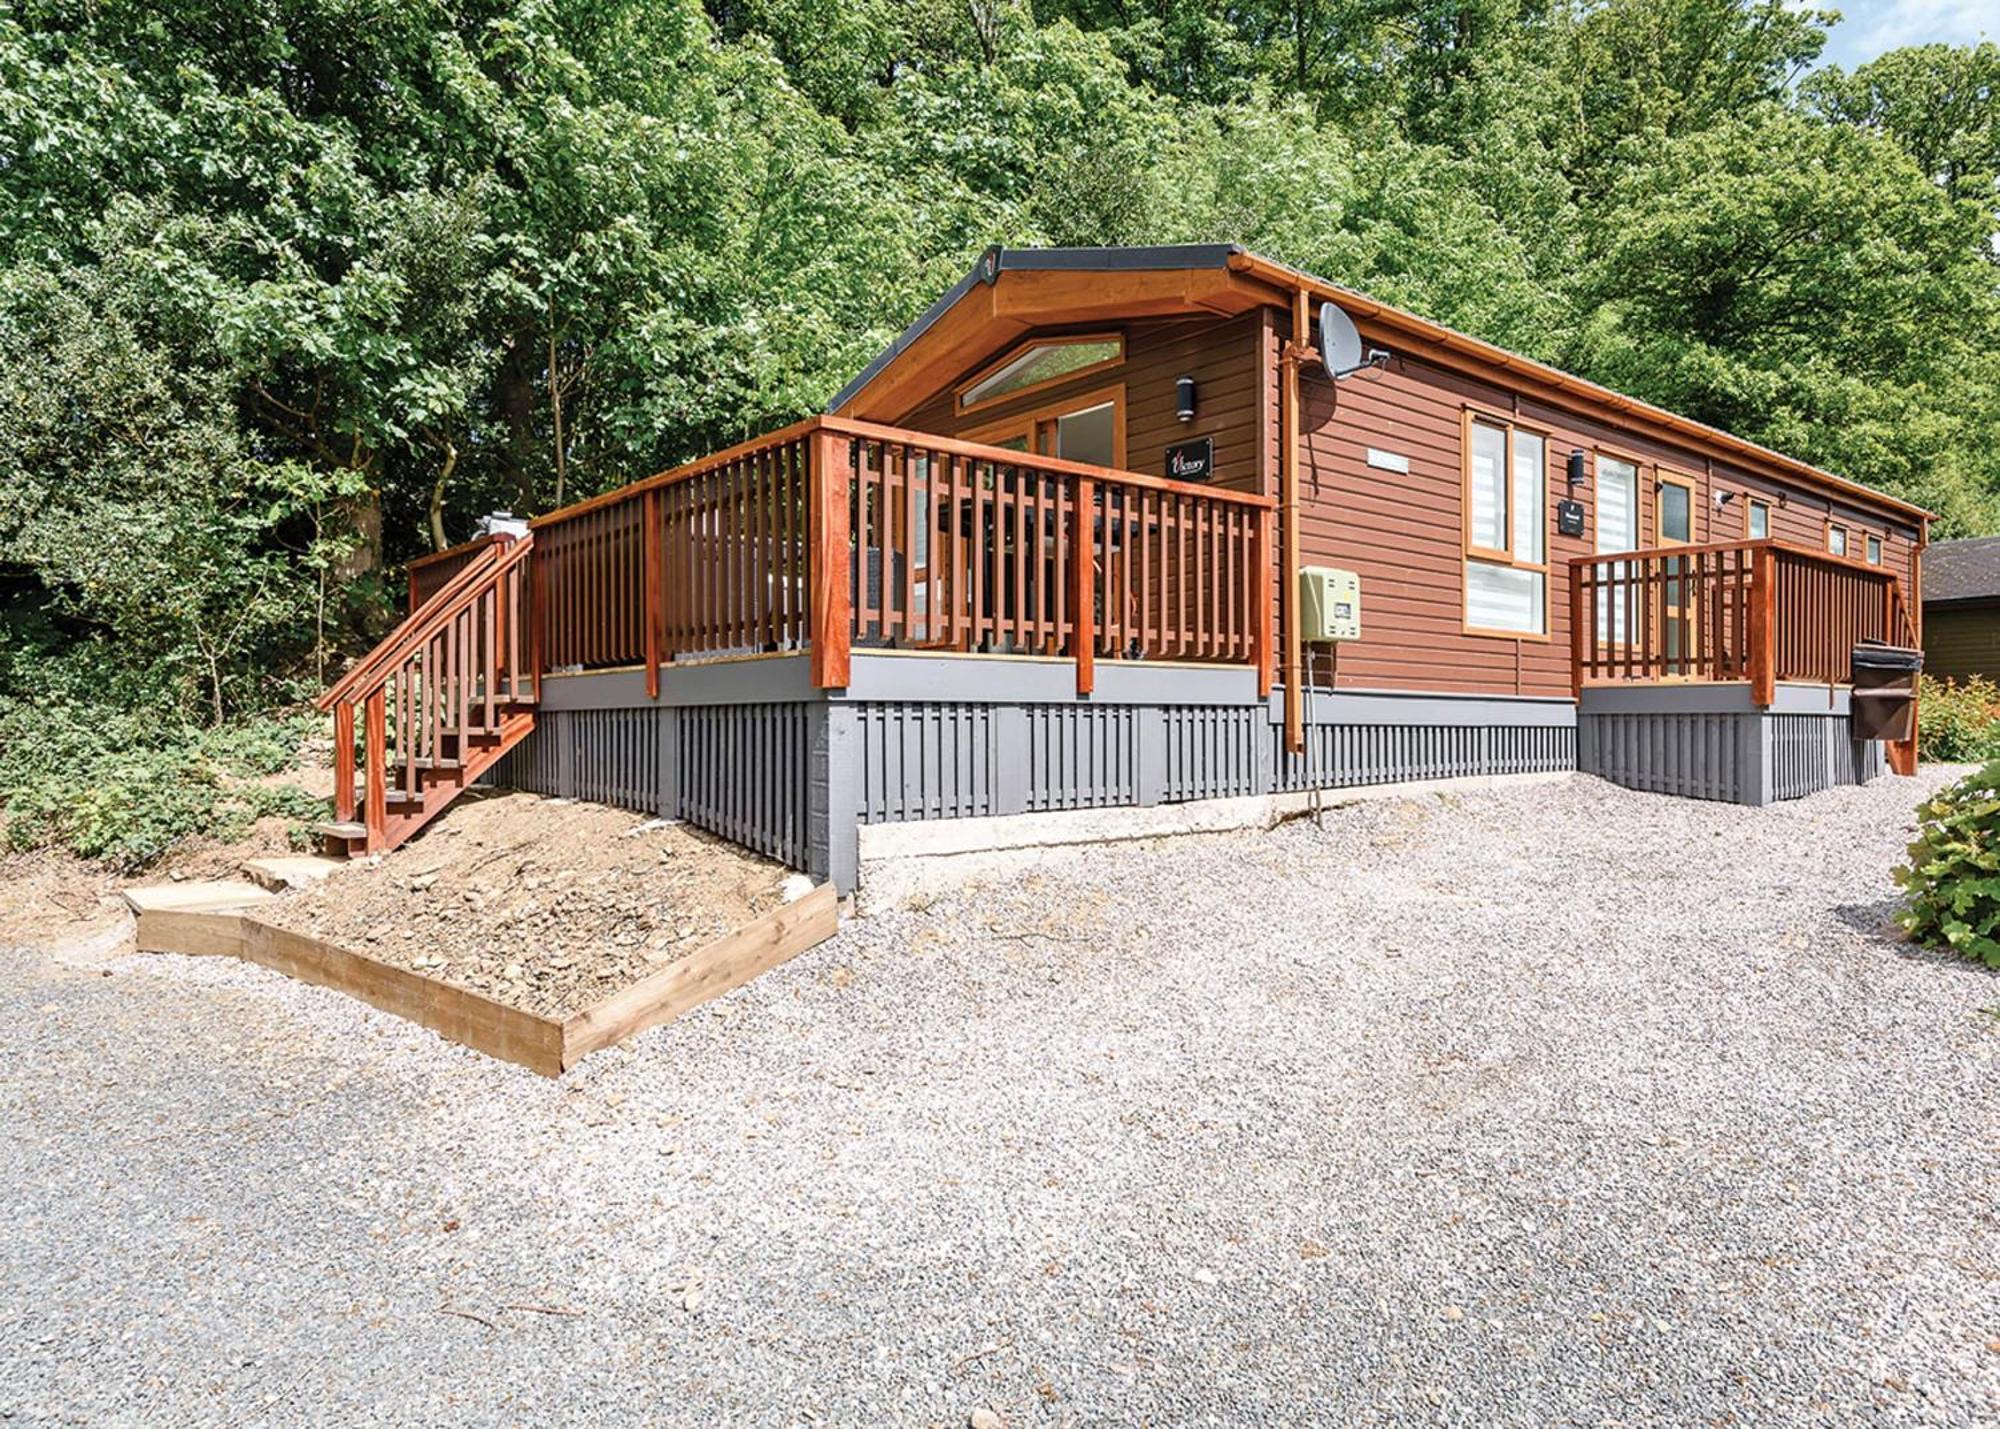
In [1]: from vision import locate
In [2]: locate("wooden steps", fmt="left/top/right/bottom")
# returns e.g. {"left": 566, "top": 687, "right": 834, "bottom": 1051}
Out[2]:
{"left": 317, "top": 532, "right": 538, "bottom": 859}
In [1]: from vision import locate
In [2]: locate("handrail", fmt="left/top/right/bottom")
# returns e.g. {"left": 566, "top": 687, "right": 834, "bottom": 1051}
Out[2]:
{"left": 318, "top": 536, "right": 533, "bottom": 713}
{"left": 1571, "top": 537, "right": 1915, "bottom": 703}
{"left": 406, "top": 531, "right": 510, "bottom": 573}
{"left": 530, "top": 415, "right": 1275, "bottom": 531}
{"left": 529, "top": 416, "right": 1275, "bottom": 696}
{"left": 1570, "top": 536, "right": 1895, "bottom": 577}
{"left": 317, "top": 538, "right": 511, "bottom": 711}
{"left": 408, "top": 532, "right": 513, "bottom": 614}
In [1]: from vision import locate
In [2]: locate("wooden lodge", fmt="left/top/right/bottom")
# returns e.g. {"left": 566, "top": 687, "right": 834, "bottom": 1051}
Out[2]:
{"left": 318, "top": 245, "right": 1927, "bottom": 891}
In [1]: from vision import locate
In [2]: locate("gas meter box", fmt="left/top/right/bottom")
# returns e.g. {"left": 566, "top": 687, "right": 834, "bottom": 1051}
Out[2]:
{"left": 1298, "top": 566, "right": 1361, "bottom": 642}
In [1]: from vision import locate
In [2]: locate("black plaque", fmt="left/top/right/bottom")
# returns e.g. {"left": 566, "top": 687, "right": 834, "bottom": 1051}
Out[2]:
{"left": 1556, "top": 498, "right": 1585, "bottom": 537}
{"left": 1165, "top": 436, "right": 1213, "bottom": 482}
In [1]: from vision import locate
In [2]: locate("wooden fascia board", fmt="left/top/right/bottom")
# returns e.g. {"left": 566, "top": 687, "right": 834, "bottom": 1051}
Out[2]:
{"left": 843, "top": 267, "right": 1288, "bottom": 423}
{"left": 990, "top": 266, "right": 1282, "bottom": 322}
{"left": 1225, "top": 250, "right": 1930, "bottom": 525}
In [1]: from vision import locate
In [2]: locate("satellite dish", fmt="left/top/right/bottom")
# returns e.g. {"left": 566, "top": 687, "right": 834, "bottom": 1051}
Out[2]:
{"left": 1317, "top": 303, "right": 1363, "bottom": 378}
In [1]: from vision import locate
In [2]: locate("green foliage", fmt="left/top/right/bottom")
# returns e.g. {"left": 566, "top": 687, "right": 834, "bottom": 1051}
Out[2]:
{"left": 1916, "top": 676, "right": 2000, "bottom": 764}
{"left": 0, "top": 626, "right": 322, "bottom": 868}
{"left": 1895, "top": 761, "right": 2000, "bottom": 968}
{"left": 3, "top": 0, "right": 2000, "bottom": 794}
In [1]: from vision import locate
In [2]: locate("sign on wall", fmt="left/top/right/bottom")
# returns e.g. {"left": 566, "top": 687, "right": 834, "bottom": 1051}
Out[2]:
{"left": 1165, "top": 436, "right": 1213, "bottom": 482}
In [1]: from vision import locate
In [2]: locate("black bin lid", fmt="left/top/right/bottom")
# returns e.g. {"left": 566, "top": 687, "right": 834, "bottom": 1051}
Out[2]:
{"left": 1851, "top": 640, "right": 1923, "bottom": 672}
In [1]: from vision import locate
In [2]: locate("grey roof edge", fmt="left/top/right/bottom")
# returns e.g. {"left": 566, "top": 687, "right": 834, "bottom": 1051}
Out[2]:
{"left": 826, "top": 244, "right": 1245, "bottom": 414}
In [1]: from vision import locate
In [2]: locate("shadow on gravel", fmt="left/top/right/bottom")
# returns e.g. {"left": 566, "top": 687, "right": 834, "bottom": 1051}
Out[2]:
{"left": 1837, "top": 898, "right": 2000, "bottom": 975}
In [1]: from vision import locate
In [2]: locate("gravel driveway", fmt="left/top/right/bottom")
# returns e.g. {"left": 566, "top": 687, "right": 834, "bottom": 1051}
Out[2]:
{"left": 4, "top": 769, "right": 1996, "bottom": 1426}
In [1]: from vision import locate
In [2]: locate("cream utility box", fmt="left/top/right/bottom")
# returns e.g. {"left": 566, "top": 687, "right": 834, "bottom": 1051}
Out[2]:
{"left": 1298, "top": 566, "right": 1361, "bottom": 642}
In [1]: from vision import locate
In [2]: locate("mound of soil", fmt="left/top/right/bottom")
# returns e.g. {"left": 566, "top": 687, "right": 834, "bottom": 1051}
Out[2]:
{"left": 257, "top": 790, "right": 793, "bottom": 1017}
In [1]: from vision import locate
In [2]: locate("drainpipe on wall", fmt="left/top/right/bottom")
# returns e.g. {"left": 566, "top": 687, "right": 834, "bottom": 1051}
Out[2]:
{"left": 1280, "top": 285, "right": 1318, "bottom": 754}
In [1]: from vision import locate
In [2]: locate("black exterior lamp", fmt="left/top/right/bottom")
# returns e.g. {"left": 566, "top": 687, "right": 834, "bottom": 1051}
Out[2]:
{"left": 1566, "top": 450, "right": 1587, "bottom": 487}
{"left": 1176, "top": 375, "right": 1196, "bottom": 423}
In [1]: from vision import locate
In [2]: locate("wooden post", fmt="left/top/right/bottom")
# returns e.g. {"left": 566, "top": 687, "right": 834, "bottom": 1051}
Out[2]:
{"left": 1252, "top": 506, "right": 1274, "bottom": 698}
{"left": 363, "top": 689, "right": 388, "bottom": 851}
{"left": 809, "top": 429, "right": 852, "bottom": 689}
{"left": 528, "top": 539, "right": 545, "bottom": 703}
{"left": 643, "top": 488, "right": 663, "bottom": 700}
{"left": 333, "top": 701, "right": 356, "bottom": 824}
{"left": 1889, "top": 516, "right": 1927, "bottom": 776}
{"left": 1749, "top": 546, "right": 1776, "bottom": 708}
{"left": 1569, "top": 560, "right": 1587, "bottom": 701}
{"left": 1071, "top": 478, "right": 1096, "bottom": 696}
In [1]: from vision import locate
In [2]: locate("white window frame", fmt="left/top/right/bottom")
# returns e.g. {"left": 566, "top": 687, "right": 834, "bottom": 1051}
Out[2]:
{"left": 1461, "top": 410, "right": 1549, "bottom": 639}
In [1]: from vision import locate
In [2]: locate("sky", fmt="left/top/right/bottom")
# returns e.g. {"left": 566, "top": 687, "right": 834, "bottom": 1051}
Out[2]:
{"left": 1814, "top": 0, "right": 1995, "bottom": 70}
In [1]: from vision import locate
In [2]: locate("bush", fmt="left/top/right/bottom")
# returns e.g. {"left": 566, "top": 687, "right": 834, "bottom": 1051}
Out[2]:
{"left": 1916, "top": 675, "right": 2000, "bottom": 764}
{"left": 1894, "top": 761, "right": 2000, "bottom": 968}
{"left": 0, "top": 633, "right": 324, "bottom": 869}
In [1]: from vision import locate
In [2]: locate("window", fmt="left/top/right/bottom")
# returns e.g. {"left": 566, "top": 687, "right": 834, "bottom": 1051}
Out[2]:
{"left": 1657, "top": 474, "right": 1695, "bottom": 545}
{"left": 1828, "top": 523, "right": 1849, "bottom": 558}
{"left": 1746, "top": 498, "right": 1770, "bottom": 540}
{"left": 1866, "top": 533, "right": 1883, "bottom": 565}
{"left": 957, "top": 335, "right": 1124, "bottom": 413}
{"left": 1463, "top": 413, "right": 1546, "bottom": 636}
{"left": 1595, "top": 453, "right": 1639, "bottom": 644}
{"left": 963, "top": 384, "right": 1126, "bottom": 468}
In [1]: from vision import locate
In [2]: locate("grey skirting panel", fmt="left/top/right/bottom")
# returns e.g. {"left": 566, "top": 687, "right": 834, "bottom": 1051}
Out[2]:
{"left": 492, "top": 703, "right": 815, "bottom": 870}
{"left": 503, "top": 667, "right": 1593, "bottom": 892}
{"left": 1577, "top": 703, "right": 1884, "bottom": 807}
{"left": 1271, "top": 722, "right": 1575, "bottom": 793}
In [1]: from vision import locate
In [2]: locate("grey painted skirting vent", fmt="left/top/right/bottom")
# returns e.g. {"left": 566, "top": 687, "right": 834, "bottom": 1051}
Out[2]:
{"left": 1581, "top": 713, "right": 1742, "bottom": 803}
{"left": 1164, "top": 707, "right": 1263, "bottom": 803}
{"left": 854, "top": 702, "right": 996, "bottom": 824}
{"left": 678, "top": 703, "right": 812, "bottom": 868}
{"left": 1027, "top": 705, "right": 1139, "bottom": 812}
{"left": 1577, "top": 700, "right": 1884, "bottom": 807}
{"left": 1272, "top": 723, "right": 1575, "bottom": 794}
{"left": 572, "top": 707, "right": 659, "bottom": 813}
{"left": 491, "top": 702, "right": 814, "bottom": 871}
{"left": 1769, "top": 715, "right": 1884, "bottom": 801}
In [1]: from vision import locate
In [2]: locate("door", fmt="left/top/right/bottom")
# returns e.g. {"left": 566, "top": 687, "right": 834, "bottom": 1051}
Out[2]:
{"left": 965, "top": 390, "right": 1126, "bottom": 652}
{"left": 1657, "top": 473, "right": 1696, "bottom": 675}
{"left": 1596, "top": 454, "right": 1639, "bottom": 646}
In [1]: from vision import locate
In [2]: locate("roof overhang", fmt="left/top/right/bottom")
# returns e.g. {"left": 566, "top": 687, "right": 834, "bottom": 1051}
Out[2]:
{"left": 828, "top": 245, "right": 1287, "bottom": 422}
{"left": 829, "top": 244, "right": 1931, "bottom": 526}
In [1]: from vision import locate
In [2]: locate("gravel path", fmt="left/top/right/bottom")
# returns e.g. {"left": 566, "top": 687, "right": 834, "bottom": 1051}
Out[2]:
{"left": 4, "top": 769, "right": 1996, "bottom": 1426}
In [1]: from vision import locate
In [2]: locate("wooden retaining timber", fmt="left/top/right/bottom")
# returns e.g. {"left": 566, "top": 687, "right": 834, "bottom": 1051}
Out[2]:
{"left": 134, "top": 884, "right": 840, "bottom": 1077}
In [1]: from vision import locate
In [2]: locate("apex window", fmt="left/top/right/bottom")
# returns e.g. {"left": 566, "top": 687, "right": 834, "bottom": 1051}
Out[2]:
{"left": 957, "top": 335, "right": 1124, "bottom": 413}
{"left": 1463, "top": 413, "right": 1547, "bottom": 636}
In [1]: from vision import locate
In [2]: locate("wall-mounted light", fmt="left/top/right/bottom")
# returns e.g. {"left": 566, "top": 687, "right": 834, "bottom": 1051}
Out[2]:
{"left": 1175, "top": 375, "right": 1196, "bottom": 423}
{"left": 1714, "top": 491, "right": 1737, "bottom": 510}
{"left": 1566, "top": 450, "right": 1587, "bottom": 487}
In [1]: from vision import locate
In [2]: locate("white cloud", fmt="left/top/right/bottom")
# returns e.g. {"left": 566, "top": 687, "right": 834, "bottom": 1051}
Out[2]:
{"left": 1817, "top": 0, "right": 1996, "bottom": 70}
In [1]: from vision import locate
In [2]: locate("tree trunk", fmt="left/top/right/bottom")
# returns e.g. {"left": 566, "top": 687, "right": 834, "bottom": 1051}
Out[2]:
{"left": 332, "top": 487, "right": 383, "bottom": 582}
{"left": 428, "top": 439, "right": 459, "bottom": 551}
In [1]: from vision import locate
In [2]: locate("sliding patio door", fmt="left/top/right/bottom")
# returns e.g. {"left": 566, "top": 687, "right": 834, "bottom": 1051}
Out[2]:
{"left": 1595, "top": 455, "right": 1638, "bottom": 645}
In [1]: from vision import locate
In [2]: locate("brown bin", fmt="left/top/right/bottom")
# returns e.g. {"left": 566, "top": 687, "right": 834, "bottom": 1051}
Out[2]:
{"left": 1850, "top": 640, "right": 1922, "bottom": 743}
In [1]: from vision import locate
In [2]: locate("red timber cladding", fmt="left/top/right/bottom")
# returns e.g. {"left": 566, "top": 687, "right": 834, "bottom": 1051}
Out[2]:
{"left": 1294, "top": 351, "right": 1922, "bottom": 698}
{"left": 896, "top": 313, "right": 1268, "bottom": 496}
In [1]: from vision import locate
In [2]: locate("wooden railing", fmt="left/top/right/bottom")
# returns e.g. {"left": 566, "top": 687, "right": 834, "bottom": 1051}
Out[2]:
{"left": 317, "top": 534, "right": 534, "bottom": 849}
{"left": 530, "top": 416, "right": 1275, "bottom": 696}
{"left": 406, "top": 533, "right": 510, "bottom": 613}
{"left": 1570, "top": 539, "right": 1916, "bottom": 703}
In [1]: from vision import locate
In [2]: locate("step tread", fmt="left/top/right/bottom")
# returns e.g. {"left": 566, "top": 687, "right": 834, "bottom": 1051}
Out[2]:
{"left": 316, "top": 820, "right": 366, "bottom": 841}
